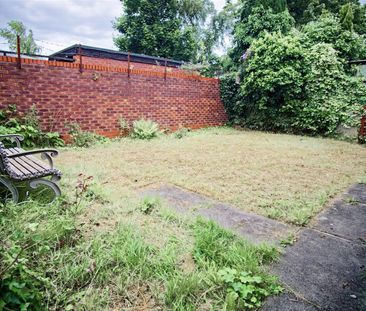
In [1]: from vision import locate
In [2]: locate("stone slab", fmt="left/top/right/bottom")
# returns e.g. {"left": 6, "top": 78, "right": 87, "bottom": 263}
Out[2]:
{"left": 267, "top": 229, "right": 366, "bottom": 311}
{"left": 140, "top": 185, "right": 293, "bottom": 245}
{"left": 346, "top": 184, "right": 366, "bottom": 204}
{"left": 312, "top": 201, "right": 366, "bottom": 244}
{"left": 261, "top": 292, "right": 318, "bottom": 311}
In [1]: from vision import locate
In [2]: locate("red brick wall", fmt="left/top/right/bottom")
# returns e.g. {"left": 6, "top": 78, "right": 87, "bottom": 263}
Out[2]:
{"left": 0, "top": 56, "right": 227, "bottom": 137}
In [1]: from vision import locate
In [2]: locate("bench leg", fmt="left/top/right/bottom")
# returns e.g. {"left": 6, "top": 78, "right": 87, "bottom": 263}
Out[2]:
{"left": 29, "top": 178, "right": 61, "bottom": 201}
{"left": 0, "top": 176, "right": 19, "bottom": 203}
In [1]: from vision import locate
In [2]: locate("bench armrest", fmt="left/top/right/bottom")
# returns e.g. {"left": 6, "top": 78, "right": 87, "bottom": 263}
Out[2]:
{"left": 8, "top": 149, "right": 59, "bottom": 168}
{"left": 0, "top": 134, "right": 24, "bottom": 148}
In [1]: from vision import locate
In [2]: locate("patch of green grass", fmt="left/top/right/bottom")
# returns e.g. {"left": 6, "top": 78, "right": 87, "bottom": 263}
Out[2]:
{"left": 0, "top": 195, "right": 282, "bottom": 310}
{"left": 7, "top": 127, "right": 365, "bottom": 308}
{"left": 139, "top": 196, "right": 161, "bottom": 214}
{"left": 344, "top": 196, "right": 360, "bottom": 205}
{"left": 280, "top": 234, "right": 297, "bottom": 247}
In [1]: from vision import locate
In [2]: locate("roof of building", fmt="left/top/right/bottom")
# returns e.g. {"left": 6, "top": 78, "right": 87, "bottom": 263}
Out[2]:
{"left": 349, "top": 59, "right": 366, "bottom": 65}
{"left": 49, "top": 44, "right": 184, "bottom": 68}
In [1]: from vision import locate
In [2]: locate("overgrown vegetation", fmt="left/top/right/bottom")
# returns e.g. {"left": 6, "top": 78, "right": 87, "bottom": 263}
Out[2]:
{"left": 67, "top": 122, "right": 108, "bottom": 148}
{"left": 192, "top": 219, "right": 281, "bottom": 309}
{"left": 0, "top": 104, "right": 64, "bottom": 147}
{"left": 0, "top": 186, "right": 280, "bottom": 310}
{"left": 218, "top": 0, "right": 366, "bottom": 138}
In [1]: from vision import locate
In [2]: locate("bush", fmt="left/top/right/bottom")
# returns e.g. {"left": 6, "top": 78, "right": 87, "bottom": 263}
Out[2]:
{"left": 287, "top": 43, "right": 366, "bottom": 134}
{"left": 131, "top": 119, "right": 160, "bottom": 140}
{"left": 67, "top": 123, "right": 108, "bottom": 147}
{"left": 302, "top": 13, "right": 366, "bottom": 61}
{"left": 233, "top": 31, "right": 366, "bottom": 135}
{"left": 219, "top": 73, "right": 242, "bottom": 123}
{"left": 0, "top": 104, "right": 64, "bottom": 148}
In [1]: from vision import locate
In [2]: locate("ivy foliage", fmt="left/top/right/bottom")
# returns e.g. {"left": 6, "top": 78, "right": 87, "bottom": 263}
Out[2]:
{"left": 219, "top": 73, "right": 242, "bottom": 122}
{"left": 228, "top": 32, "right": 366, "bottom": 135}
{"left": 221, "top": 0, "right": 366, "bottom": 137}
{"left": 302, "top": 13, "right": 366, "bottom": 60}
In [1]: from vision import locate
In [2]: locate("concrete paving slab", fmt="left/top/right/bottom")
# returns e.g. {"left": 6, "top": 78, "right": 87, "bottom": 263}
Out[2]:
{"left": 140, "top": 183, "right": 366, "bottom": 310}
{"left": 346, "top": 184, "right": 366, "bottom": 204}
{"left": 261, "top": 292, "right": 318, "bottom": 311}
{"left": 312, "top": 201, "right": 366, "bottom": 244}
{"left": 140, "top": 184, "right": 293, "bottom": 245}
{"left": 268, "top": 229, "right": 366, "bottom": 311}
{"left": 199, "top": 204, "right": 293, "bottom": 245}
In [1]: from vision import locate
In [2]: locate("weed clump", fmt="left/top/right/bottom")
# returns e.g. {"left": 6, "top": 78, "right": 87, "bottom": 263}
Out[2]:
{"left": 131, "top": 119, "right": 160, "bottom": 140}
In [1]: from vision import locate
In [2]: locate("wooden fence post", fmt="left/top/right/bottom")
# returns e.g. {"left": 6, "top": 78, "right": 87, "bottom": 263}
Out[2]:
{"left": 164, "top": 59, "right": 168, "bottom": 80}
{"left": 78, "top": 44, "right": 83, "bottom": 73}
{"left": 16, "top": 35, "right": 21, "bottom": 69}
{"left": 127, "top": 52, "right": 131, "bottom": 79}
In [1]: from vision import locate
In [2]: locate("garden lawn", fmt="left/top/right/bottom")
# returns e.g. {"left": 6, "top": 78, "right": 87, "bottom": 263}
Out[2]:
{"left": 2, "top": 127, "right": 365, "bottom": 310}
{"left": 59, "top": 127, "right": 366, "bottom": 225}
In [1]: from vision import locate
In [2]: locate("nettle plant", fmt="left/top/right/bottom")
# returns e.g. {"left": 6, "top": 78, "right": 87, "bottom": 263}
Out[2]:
{"left": 218, "top": 267, "right": 282, "bottom": 309}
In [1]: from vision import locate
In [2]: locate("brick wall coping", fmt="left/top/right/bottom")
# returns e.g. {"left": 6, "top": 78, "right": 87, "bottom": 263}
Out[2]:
{"left": 0, "top": 56, "right": 218, "bottom": 82}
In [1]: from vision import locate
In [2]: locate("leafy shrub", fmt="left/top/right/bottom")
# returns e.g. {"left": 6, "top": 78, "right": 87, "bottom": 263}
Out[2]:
{"left": 67, "top": 123, "right": 108, "bottom": 147}
{"left": 0, "top": 104, "right": 64, "bottom": 147}
{"left": 219, "top": 73, "right": 242, "bottom": 123}
{"left": 234, "top": 31, "right": 366, "bottom": 135}
{"left": 302, "top": 13, "right": 366, "bottom": 61}
{"left": 287, "top": 43, "right": 366, "bottom": 134}
{"left": 131, "top": 118, "right": 160, "bottom": 140}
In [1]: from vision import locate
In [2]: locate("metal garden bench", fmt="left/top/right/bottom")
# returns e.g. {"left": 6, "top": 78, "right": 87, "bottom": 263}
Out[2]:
{"left": 0, "top": 134, "right": 62, "bottom": 203}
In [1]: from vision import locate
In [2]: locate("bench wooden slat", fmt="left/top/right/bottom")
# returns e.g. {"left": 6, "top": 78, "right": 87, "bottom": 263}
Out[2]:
{"left": 9, "top": 157, "right": 40, "bottom": 176}
{"left": 6, "top": 148, "right": 42, "bottom": 176}
{"left": 10, "top": 148, "right": 48, "bottom": 172}
{"left": 7, "top": 161, "right": 27, "bottom": 177}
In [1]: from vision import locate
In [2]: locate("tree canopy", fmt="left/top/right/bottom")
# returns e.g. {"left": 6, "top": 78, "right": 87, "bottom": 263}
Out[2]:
{"left": 219, "top": 0, "right": 366, "bottom": 137}
{"left": 287, "top": 0, "right": 366, "bottom": 32}
{"left": 113, "top": 0, "right": 217, "bottom": 62}
{"left": 0, "top": 20, "right": 40, "bottom": 54}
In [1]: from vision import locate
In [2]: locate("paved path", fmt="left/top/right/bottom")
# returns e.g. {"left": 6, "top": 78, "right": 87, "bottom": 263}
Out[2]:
{"left": 139, "top": 183, "right": 366, "bottom": 310}
{"left": 140, "top": 184, "right": 294, "bottom": 245}
{"left": 262, "top": 184, "right": 366, "bottom": 311}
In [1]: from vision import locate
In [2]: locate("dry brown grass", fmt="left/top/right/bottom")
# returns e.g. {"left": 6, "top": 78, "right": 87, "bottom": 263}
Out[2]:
{"left": 58, "top": 127, "right": 366, "bottom": 225}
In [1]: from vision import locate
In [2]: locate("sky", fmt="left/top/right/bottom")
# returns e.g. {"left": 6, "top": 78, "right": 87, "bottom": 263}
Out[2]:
{"left": 0, "top": 0, "right": 228, "bottom": 55}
